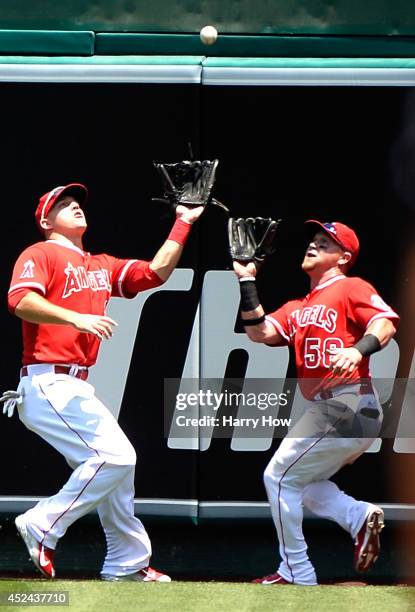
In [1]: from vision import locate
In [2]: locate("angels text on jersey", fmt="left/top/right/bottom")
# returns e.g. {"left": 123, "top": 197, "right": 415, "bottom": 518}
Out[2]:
{"left": 62, "top": 262, "right": 111, "bottom": 298}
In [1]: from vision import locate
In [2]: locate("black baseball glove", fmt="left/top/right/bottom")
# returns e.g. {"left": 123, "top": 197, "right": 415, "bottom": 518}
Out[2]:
{"left": 153, "top": 159, "right": 220, "bottom": 208}
{"left": 228, "top": 217, "right": 281, "bottom": 263}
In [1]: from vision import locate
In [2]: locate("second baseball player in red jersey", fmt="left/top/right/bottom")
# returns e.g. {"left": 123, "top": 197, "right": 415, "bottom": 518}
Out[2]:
{"left": 232, "top": 219, "right": 399, "bottom": 586}
{"left": 266, "top": 267, "right": 398, "bottom": 400}
{"left": 5, "top": 182, "right": 204, "bottom": 582}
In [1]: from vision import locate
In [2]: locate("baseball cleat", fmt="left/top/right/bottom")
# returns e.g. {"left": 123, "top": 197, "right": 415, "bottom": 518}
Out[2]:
{"left": 101, "top": 566, "right": 171, "bottom": 582}
{"left": 354, "top": 506, "right": 385, "bottom": 573}
{"left": 15, "top": 515, "right": 55, "bottom": 579}
{"left": 252, "top": 572, "right": 291, "bottom": 585}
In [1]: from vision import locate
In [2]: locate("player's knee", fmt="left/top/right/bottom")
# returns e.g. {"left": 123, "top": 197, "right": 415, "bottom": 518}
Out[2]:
{"left": 302, "top": 492, "right": 323, "bottom": 515}
{"left": 263, "top": 468, "right": 272, "bottom": 492}
{"left": 301, "top": 489, "right": 314, "bottom": 511}
{"left": 123, "top": 446, "right": 137, "bottom": 467}
{"left": 263, "top": 463, "right": 283, "bottom": 491}
{"left": 115, "top": 442, "right": 136, "bottom": 467}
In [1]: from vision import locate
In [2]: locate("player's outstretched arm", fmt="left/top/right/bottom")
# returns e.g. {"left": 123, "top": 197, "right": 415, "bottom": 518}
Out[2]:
{"left": 14, "top": 291, "right": 117, "bottom": 340}
{"left": 149, "top": 204, "right": 204, "bottom": 282}
{"left": 233, "top": 261, "right": 284, "bottom": 345}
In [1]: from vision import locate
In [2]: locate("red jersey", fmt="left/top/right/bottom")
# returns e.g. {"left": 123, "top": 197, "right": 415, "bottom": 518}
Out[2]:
{"left": 266, "top": 274, "right": 399, "bottom": 400}
{"left": 8, "top": 240, "right": 163, "bottom": 366}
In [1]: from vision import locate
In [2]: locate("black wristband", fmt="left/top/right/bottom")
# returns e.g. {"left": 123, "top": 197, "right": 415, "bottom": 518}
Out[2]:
{"left": 352, "top": 334, "right": 381, "bottom": 357}
{"left": 241, "top": 315, "right": 266, "bottom": 327}
{"left": 239, "top": 278, "right": 260, "bottom": 311}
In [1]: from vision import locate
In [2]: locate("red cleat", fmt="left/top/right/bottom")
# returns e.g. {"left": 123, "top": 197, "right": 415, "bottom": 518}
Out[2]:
{"left": 101, "top": 566, "right": 171, "bottom": 582}
{"left": 15, "top": 515, "right": 55, "bottom": 578}
{"left": 354, "top": 506, "right": 385, "bottom": 573}
{"left": 252, "top": 572, "right": 291, "bottom": 585}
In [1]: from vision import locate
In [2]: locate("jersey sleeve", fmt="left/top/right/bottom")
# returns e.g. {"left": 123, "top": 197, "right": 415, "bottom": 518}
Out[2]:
{"left": 266, "top": 300, "right": 300, "bottom": 345}
{"left": 8, "top": 244, "right": 52, "bottom": 312}
{"left": 347, "top": 278, "right": 400, "bottom": 329}
{"left": 110, "top": 258, "right": 164, "bottom": 298}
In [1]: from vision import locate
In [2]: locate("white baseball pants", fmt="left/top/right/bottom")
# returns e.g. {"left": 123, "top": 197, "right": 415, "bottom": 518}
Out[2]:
{"left": 263, "top": 385, "right": 383, "bottom": 585}
{"left": 17, "top": 364, "right": 151, "bottom": 576}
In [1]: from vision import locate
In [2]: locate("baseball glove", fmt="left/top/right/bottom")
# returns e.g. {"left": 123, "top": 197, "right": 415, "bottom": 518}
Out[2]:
{"left": 228, "top": 217, "right": 281, "bottom": 263}
{"left": 153, "top": 159, "right": 219, "bottom": 208}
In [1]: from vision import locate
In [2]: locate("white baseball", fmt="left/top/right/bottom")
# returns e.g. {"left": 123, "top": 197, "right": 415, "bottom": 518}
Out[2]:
{"left": 200, "top": 25, "right": 218, "bottom": 45}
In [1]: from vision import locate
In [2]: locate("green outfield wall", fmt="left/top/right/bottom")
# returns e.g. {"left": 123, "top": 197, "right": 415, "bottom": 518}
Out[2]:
{"left": 1, "top": 1, "right": 415, "bottom": 35}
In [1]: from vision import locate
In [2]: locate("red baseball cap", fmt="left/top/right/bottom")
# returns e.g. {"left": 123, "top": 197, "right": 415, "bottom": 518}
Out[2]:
{"left": 305, "top": 220, "right": 360, "bottom": 266}
{"left": 35, "top": 183, "right": 88, "bottom": 229}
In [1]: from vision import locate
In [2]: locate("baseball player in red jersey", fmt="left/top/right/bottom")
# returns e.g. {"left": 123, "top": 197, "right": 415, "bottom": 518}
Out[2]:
{"left": 3, "top": 183, "right": 203, "bottom": 581}
{"left": 233, "top": 220, "right": 399, "bottom": 586}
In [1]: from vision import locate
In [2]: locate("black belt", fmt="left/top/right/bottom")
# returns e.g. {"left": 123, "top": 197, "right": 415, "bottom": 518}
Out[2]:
{"left": 318, "top": 383, "right": 380, "bottom": 419}
{"left": 318, "top": 383, "right": 373, "bottom": 400}
{"left": 21, "top": 365, "right": 89, "bottom": 381}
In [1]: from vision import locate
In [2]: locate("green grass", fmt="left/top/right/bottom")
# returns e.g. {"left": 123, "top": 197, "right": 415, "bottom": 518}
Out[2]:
{"left": 0, "top": 580, "right": 414, "bottom": 612}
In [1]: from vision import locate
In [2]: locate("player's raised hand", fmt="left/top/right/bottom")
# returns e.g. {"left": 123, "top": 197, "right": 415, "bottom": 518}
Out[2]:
{"left": 233, "top": 260, "right": 257, "bottom": 279}
{"left": 326, "top": 346, "right": 363, "bottom": 375}
{"left": 175, "top": 204, "right": 205, "bottom": 224}
{"left": 70, "top": 313, "right": 118, "bottom": 340}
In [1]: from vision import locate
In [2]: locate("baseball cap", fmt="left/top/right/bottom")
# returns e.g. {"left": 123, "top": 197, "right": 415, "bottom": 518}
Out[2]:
{"left": 305, "top": 220, "right": 360, "bottom": 266}
{"left": 35, "top": 183, "right": 88, "bottom": 228}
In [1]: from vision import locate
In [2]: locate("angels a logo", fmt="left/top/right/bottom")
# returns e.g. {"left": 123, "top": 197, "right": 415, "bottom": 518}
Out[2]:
{"left": 19, "top": 259, "right": 35, "bottom": 279}
{"left": 62, "top": 262, "right": 111, "bottom": 298}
